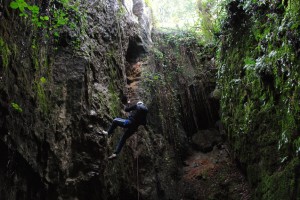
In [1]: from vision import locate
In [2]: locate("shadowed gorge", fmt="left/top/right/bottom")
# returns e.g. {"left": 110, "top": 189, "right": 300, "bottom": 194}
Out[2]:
{"left": 0, "top": 0, "right": 300, "bottom": 199}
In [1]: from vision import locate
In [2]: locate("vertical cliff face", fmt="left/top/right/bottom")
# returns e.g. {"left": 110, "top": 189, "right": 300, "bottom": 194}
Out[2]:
{"left": 146, "top": 32, "right": 220, "bottom": 138}
{"left": 218, "top": 0, "right": 300, "bottom": 199}
{"left": 0, "top": 0, "right": 151, "bottom": 199}
{"left": 2, "top": 0, "right": 287, "bottom": 199}
{"left": 134, "top": 32, "right": 229, "bottom": 199}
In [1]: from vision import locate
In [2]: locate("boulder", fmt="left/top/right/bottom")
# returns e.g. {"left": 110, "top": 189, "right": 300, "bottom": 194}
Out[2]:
{"left": 192, "top": 129, "right": 222, "bottom": 152}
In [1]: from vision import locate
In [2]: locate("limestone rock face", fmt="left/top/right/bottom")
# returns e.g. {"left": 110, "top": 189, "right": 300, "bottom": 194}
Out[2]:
{"left": 0, "top": 0, "right": 227, "bottom": 199}
{"left": 0, "top": 0, "right": 152, "bottom": 199}
{"left": 179, "top": 81, "right": 220, "bottom": 135}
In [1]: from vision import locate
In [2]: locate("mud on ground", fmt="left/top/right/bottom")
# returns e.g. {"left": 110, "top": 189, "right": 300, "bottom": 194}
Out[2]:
{"left": 178, "top": 144, "right": 252, "bottom": 200}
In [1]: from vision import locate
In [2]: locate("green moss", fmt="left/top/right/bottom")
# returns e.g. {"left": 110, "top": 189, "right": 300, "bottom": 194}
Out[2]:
{"left": 0, "top": 37, "right": 11, "bottom": 69}
{"left": 217, "top": 1, "right": 300, "bottom": 198}
{"left": 105, "top": 49, "right": 116, "bottom": 58}
{"left": 108, "top": 82, "right": 120, "bottom": 117}
{"left": 11, "top": 43, "right": 19, "bottom": 59}
{"left": 106, "top": 57, "right": 121, "bottom": 117}
{"left": 36, "top": 77, "right": 49, "bottom": 114}
{"left": 145, "top": 32, "right": 217, "bottom": 157}
{"left": 31, "top": 39, "right": 41, "bottom": 70}
{"left": 257, "top": 158, "right": 299, "bottom": 200}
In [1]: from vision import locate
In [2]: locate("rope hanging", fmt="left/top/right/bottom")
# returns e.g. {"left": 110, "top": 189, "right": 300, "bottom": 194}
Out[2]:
{"left": 135, "top": 133, "right": 140, "bottom": 200}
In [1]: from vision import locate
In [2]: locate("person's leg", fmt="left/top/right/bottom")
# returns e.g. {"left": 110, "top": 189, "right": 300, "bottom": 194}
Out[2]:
{"left": 107, "top": 118, "right": 131, "bottom": 135}
{"left": 114, "top": 126, "right": 137, "bottom": 154}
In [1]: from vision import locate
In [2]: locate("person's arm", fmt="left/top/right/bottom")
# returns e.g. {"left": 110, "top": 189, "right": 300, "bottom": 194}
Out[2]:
{"left": 125, "top": 104, "right": 137, "bottom": 112}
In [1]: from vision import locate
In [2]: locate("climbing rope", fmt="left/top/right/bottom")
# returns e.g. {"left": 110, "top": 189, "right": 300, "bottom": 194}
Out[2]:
{"left": 135, "top": 133, "right": 140, "bottom": 200}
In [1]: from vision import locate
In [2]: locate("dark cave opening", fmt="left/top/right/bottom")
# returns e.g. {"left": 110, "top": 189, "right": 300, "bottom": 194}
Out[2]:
{"left": 126, "top": 36, "right": 147, "bottom": 64}
{"left": 0, "top": 139, "right": 56, "bottom": 200}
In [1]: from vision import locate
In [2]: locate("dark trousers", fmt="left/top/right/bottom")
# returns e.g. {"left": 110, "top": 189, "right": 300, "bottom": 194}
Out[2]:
{"left": 107, "top": 118, "right": 138, "bottom": 154}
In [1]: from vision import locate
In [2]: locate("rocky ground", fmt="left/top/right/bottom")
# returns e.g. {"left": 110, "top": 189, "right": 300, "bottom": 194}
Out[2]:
{"left": 178, "top": 143, "right": 252, "bottom": 200}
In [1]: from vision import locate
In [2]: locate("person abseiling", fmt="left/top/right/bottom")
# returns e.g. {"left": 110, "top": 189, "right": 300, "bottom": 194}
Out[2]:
{"left": 102, "top": 100, "right": 148, "bottom": 160}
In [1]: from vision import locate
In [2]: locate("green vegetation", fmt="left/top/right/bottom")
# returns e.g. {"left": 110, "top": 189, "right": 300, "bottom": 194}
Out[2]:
{"left": 144, "top": 31, "right": 216, "bottom": 157}
{"left": 193, "top": 0, "right": 227, "bottom": 42}
{"left": 217, "top": 0, "right": 300, "bottom": 199}
{"left": 150, "top": 0, "right": 199, "bottom": 29}
{"left": 10, "top": 0, "right": 48, "bottom": 28}
{"left": 108, "top": 81, "right": 120, "bottom": 117}
{"left": 11, "top": 102, "right": 23, "bottom": 112}
{"left": 36, "top": 76, "right": 49, "bottom": 114}
{"left": 2, "top": 0, "right": 300, "bottom": 197}
{"left": 9, "top": 0, "right": 84, "bottom": 38}
{"left": 149, "top": 0, "right": 225, "bottom": 44}
{"left": 4, "top": 0, "right": 88, "bottom": 115}
{"left": 148, "top": 0, "right": 300, "bottom": 198}
{"left": 106, "top": 56, "right": 121, "bottom": 117}
{"left": 0, "top": 37, "right": 11, "bottom": 69}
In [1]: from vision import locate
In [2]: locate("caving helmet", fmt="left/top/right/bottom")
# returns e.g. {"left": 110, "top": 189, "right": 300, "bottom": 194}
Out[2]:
{"left": 137, "top": 101, "right": 143, "bottom": 105}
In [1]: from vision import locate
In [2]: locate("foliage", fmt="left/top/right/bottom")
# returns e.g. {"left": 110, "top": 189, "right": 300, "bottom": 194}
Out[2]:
{"left": 149, "top": 0, "right": 226, "bottom": 44}
{"left": 9, "top": 0, "right": 83, "bottom": 38}
{"left": 40, "top": 76, "right": 47, "bottom": 84}
{"left": 217, "top": 0, "right": 300, "bottom": 198}
{"left": 194, "top": 0, "right": 226, "bottom": 42}
{"left": 5, "top": 0, "right": 87, "bottom": 117}
{"left": 11, "top": 102, "right": 23, "bottom": 112}
{"left": 36, "top": 76, "right": 49, "bottom": 113}
{"left": 0, "top": 37, "right": 11, "bottom": 69}
{"left": 10, "top": 0, "right": 48, "bottom": 28}
{"left": 143, "top": 32, "right": 216, "bottom": 157}
{"left": 10, "top": 0, "right": 28, "bottom": 12}
{"left": 52, "top": 9, "right": 68, "bottom": 36}
{"left": 150, "top": 0, "right": 199, "bottom": 29}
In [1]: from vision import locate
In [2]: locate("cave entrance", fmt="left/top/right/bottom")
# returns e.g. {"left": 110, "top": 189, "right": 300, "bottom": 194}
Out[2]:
{"left": 125, "top": 36, "right": 147, "bottom": 64}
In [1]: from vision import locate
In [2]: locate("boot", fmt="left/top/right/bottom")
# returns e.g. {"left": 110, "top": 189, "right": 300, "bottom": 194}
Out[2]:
{"left": 101, "top": 130, "right": 108, "bottom": 135}
{"left": 108, "top": 153, "right": 117, "bottom": 160}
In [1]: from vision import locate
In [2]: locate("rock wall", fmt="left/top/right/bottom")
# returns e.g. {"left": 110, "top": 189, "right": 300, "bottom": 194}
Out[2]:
{"left": 218, "top": 0, "right": 300, "bottom": 199}
{"left": 0, "top": 0, "right": 259, "bottom": 199}
{"left": 134, "top": 31, "right": 222, "bottom": 199}
{"left": 0, "top": 0, "right": 152, "bottom": 199}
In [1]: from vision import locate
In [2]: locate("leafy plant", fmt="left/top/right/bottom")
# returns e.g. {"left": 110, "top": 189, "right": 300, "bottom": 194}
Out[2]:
{"left": 10, "top": 0, "right": 28, "bottom": 14}
{"left": 0, "top": 37, "right": 11, "bottom": 69}
{"left": 10, "top": 0, "right": 82, "bottom": 38}
{"left": 10, "top": 0, "right": 49, "bottom": 28}
{"left": 244, "top": 57, "right": 256, "bottom": 70}
{"left": 53, "top": 9, "right": 69, "bottom": 28}
{"left": 40, "top": 76, "right": 47, "bottom": 84}
{"left": 11, "top": 102, "right": 23, "bottom": 112}
{"left": 59, "top": 0, "right": 70, "bottom": 7}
